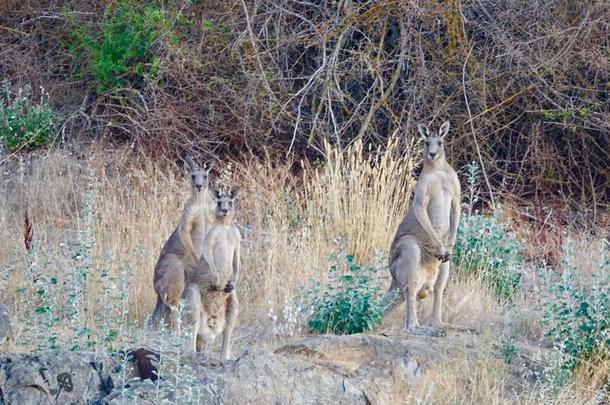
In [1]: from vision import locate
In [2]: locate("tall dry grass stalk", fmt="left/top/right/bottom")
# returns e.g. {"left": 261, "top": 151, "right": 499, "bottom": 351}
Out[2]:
{"left": 236, "top": 135, "right": 418, "bottom": 317}
{"left": 305, "top": 135, "right": 418, "bottom": 262}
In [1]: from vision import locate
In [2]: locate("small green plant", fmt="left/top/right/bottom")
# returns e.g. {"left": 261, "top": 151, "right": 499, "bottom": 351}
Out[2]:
{"left": 454, "top": 162, "right": 523, "bottom": 300}
{"left": 499, "top": 335, "right": 519, "bottom": 365}
{"left": 542, "top": 239, "right": 610, "bottom": 378}
{"left": 578, "top": 107, "right": 590, "bottom": 118}
{"left": 67, "top": 1, "right": 172, "bottom": 92}
{"left": 542, "top": 110, "right": 557, "bottom": 120}
{"left": 303, "top": 253, "right": 387, "bottom": 335}
{"left": 0, "top": 81, "right": 57, "bottom": 151}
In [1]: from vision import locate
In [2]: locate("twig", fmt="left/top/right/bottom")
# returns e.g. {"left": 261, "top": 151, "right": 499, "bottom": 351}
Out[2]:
{"left": 239, "top": 0, "right": 277, "bottom": 104}
{"left": 462, "top": 42, "right": 496, "bottom": 209}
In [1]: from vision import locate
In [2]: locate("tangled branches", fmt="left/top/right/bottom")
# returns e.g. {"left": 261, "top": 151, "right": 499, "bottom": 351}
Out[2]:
{"left": 0, "top": 0, "right": 608, "bottom": 212}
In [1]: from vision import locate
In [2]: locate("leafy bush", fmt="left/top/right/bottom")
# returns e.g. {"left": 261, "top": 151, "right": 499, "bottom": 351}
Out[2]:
{"left": 454, "top": 211, "right": 523, "bottom": 300}
{"left": 67, "top": 1, "right": 171, "bottom": 92}
{"left": 303, "top": 254, "right": 388, "bottom": 335}
{"left": 453, "top": 162, "right": 523, "bottom": 300}
{"left": 0, "top": 81, "right": 57, "bottom": 151}
{"left": 542, "top": 239, "right": 610, "bottom": 376}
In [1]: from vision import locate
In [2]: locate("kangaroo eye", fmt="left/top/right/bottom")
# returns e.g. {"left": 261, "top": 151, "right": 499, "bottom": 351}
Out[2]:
{"left": 191, "top": 175, "right": 195, "bottom": 180}
{"left": 425, "top": 141, "right": 430, "bottom": 147}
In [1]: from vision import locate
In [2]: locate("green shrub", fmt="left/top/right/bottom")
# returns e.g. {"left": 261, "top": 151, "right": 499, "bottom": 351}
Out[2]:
{"left": 303, "top": 253, "right": 388, "bottom": 335}
{"left": 67, "top": 1, "right": 172, "bottom": 92}
{"left": 542, "top": 239, "right": 610, "bottom": 377}
{"left": 499, "top": 335, "right": 519, "bottom": 365}
{"left": 454, "top": 162, "right": 523, "bottom": 300}
{"left": 0, "top": 81, "right": 57, "bottom": 151}
{"left": 453, "top": 210, "right": 523, "bottom": 300}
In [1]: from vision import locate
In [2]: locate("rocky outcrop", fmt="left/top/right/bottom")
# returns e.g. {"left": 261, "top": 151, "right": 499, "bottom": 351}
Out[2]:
{"left": 0, "top": 332, "right": 500, "bottom": 404}
{"left": 105, "top": 333, "right": 481, "bottom": 404}
{"left": 0, "top": 351, "right": 115, "bottom": 404}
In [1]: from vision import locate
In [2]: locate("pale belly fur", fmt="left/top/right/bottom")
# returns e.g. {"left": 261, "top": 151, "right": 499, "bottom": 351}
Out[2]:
{"left": 212, "top": 239, "right": 234, "bottom": 285}
{"left": 427, "top": 187, "right": 452, "bottom": 241}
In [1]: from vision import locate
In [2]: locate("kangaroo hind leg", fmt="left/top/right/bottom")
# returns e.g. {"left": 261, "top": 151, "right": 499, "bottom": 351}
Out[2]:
{"left": 429, "top": 262, "right": 477, "bottom": 334}
{"left": 220, "top": 293, "right": 239, "bottom": 361}
{"left": 395, "top": 238, "right": 445, "bottom": 337}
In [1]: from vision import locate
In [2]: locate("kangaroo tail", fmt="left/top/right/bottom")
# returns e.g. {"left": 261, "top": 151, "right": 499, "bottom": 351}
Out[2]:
{"left": 380, "top": 278, "right": 404, "bottom": 316}
{"left": 148, "top": 295, "right": 171, "bottom": 330}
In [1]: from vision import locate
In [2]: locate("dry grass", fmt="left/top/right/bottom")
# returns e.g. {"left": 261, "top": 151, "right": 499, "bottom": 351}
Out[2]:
{"left": 305, "top": 136, "right": 418, "bottom": 262}
{"left": 411, "top": 347, "right": 609, "bottom": 405}
{"left": 410, "top": 346, "right": 511, "bottom": 405}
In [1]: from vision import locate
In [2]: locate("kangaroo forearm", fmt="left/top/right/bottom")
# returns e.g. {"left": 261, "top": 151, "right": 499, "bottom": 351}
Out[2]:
{"left": 414, "top": 206, "right": 443, "bottom": 246}
{"left": 448, "top": 204, "right": 461, "bottom": 248}
{"left": 184, "top": 237, "right": 197, "bottom": 260}
{"left": 448, "top": 224, "right": 457, "bottom": 248}
{"left": 231, "top": 262, "right": 240, "bottom": 284}
{"left": 181, "top": 218, "right": 198, "bottom": 259}
{"left": 203, "top": 249, "right": 221, "bottom": 284}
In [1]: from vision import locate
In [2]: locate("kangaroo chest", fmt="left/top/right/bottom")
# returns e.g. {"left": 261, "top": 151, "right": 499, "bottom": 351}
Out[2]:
{"left": 190, "top": 219, "right": 210, "bottom": 258}
{"left": 186, "top": 199, "right": 214, "bottom": 258}
{"left": 425, "top": 172, "right": 457, "bottom": 235}
{"left": 211, "top": 228, "right": 236, "bottom": 280}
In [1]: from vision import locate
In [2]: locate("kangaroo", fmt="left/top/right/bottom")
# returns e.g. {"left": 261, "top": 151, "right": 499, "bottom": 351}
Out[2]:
{"left": 149, "top": 156, "right": 216, "bottom": 329}
{"left": 183, "top": 187, "right": 241, "bottom": 361}
{"left": 383, "top": 121, "right": 463, "bottom": 337}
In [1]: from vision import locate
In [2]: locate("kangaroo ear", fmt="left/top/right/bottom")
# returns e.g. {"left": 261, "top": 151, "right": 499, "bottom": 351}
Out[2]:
{"left": 438, "top": 121, "right": 450, "bottom": 138}
{"left": 184, "top": 155, "right": 198, "bottom": 171}
{"left": 416, "top": 123, "right": 430, "bottom": 139}
{"left": 229, "top": 186, "right": 241, "bottom": 199}
{"left": 213, "top": 188, "right": 222, "bottom": 199}
{"left": 203, "top": 159, "right": 216, "bottom": 172}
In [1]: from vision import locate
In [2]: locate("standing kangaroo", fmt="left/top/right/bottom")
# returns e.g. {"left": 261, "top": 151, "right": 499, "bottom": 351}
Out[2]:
{"left": 383, "top": 121, "right": 463, "bottom": 336}
{"left": 149, "top": 156, "right": 216, "bottom": 329}
{"left": 183, "top": 187, "right": 241, "bottom": 360}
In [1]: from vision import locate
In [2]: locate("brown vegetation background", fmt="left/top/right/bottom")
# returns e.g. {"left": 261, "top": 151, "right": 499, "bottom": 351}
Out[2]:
{"left": 1, "top": 0, "right": 608, "bottom": 214}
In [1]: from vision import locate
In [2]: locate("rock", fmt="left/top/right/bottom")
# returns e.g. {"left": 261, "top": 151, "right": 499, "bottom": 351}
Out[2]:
{"left": 107, "top": 333, "right": 480, "bottom": 404}
{"left": 0, "top": 305, "right": 10, "bottom": 344}
{"left": 1, "top": 332, "right": 500, "bottom": 404}
{"left": 0, "top": 351, "right": 115, "bottom": 404}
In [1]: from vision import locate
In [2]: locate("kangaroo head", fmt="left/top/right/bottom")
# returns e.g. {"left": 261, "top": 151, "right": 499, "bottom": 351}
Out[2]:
{"left": 213, "top": 186, "right": 240, "bottom": 218}
{"left": 417, "top": 121, "right": 450, "bottom": 163}
{"left": 185, "top": 156, "right": 215, "bottom": 194}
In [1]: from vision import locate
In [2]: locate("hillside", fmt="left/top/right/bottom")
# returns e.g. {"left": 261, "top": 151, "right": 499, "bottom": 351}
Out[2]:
{"left": 0, "top": 1, "right": 609, "bottom": 404}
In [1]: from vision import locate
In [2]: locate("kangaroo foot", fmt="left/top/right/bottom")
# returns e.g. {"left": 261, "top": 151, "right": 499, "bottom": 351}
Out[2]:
{"left": 401, "top": 326, "right": 446, "bottom": 337}
{"left": 429, "top": 321, "right": 478, "bottom": 334}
